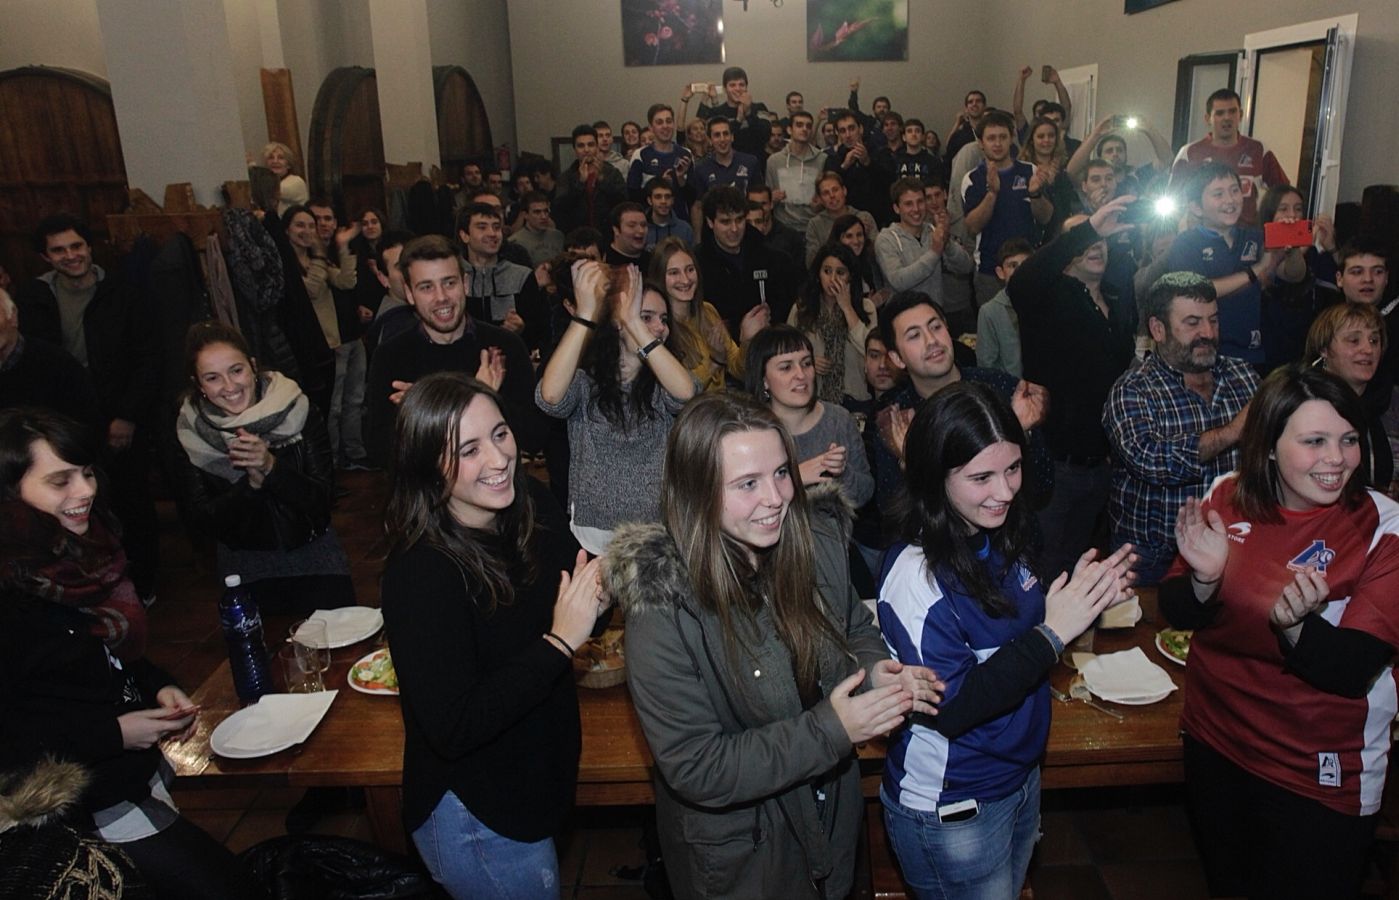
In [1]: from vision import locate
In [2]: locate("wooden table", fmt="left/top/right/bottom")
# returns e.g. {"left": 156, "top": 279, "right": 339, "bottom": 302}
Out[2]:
{"left": 170, "top": 589, "right": 1185, "bottom": 852}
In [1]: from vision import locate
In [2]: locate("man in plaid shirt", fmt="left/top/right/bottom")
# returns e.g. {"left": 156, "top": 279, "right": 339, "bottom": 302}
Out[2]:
{"left": 1104, "top": 272, "right": 1259, "bottom": 583}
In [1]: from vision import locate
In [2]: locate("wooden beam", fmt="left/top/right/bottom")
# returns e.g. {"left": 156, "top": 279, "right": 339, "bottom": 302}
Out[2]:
{"left": 260, "top": 68, "right": 303, "bottom": 172}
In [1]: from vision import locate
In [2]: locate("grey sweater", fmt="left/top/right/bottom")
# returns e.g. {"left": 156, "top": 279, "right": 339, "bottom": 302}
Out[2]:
{"left": 792, "top": 402, "right": 874, "bottom": 507}
{"left": 874, "top": 221, "right": 975, "bottom": 312}
{"left": 535, "top": 371, "right": 687, "bottom": 529}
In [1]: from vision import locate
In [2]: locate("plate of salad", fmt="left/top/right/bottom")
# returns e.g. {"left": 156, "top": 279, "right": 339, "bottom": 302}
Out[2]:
{"left": 348, "top": 648, "right": 399, "bottom": 695}
{"left": 1154, "top": 629, "right": 1191, "bottom": 666}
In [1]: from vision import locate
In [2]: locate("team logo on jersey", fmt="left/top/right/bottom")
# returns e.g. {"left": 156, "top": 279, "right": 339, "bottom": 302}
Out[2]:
{"left": 1288, "top": 540, "right": 1336, "bottom": 574}
{"left": 1017, "top": 563, "right": 1038, "bottom": 592}
{"left": 1239, "top": 154, "right": 1255, "bottom": 167}
{"left": 1227, "top": 522, "right": 1251, "bottom": 543}
{"left": 1013, "top": 176, "right": 1028, "bottom": 191}
{"left": 1318, "top": 752, "right": 1340, "bottom": 787}
{"left": 1201, "top": 247, "right": 1214, "bottom": 262}
{"left": 1242, "top": 240, "right": 1260, "bottom": 262}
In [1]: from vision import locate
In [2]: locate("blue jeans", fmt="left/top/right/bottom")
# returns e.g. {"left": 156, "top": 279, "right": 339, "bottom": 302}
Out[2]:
{"left": 881, "top": 767, "right": 1041, "bottom": 900}
{"left": 411, "top": 791, "right": 559, "bottom": 900}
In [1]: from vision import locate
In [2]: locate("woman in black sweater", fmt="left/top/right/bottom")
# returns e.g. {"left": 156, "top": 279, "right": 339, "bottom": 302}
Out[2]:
{"left": 0, "top": 407, "right": 259, "bottom": 899}
{"left": 381, "top": 372, "right": 607, "bottom": 899}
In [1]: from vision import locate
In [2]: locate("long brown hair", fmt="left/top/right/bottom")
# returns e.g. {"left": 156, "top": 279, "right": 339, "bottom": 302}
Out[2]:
{"left": 1234, "top": 364, "right": 1370, "bottom": 524}
{"left": 383, "top": 373, "right": 537, "bottom": 610}
{"left": 648, "top": 237, "right": 706, "bottom": 370}
{"left": 660, "top": 392, "right": 846, "bottom": 698}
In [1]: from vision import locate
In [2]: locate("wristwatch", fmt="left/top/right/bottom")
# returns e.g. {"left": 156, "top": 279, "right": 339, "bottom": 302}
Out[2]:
{"left": 637, "top": 338, "right": 663, "bottom": 360}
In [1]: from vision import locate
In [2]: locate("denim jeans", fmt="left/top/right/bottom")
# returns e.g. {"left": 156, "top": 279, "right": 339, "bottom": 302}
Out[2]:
{"left": 881, "top": 768, "right": 1041, "bottom": 900}
{"left": 411, "top": 791, "right": 559, "bottom": 900}
{"left": 329, "top": 339, "right": 367, "bottom": 463}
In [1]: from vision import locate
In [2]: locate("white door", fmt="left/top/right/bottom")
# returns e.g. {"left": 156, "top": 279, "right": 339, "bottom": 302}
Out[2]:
{"left": 1239, "top": 14, "right": 1357, "bottom": 216}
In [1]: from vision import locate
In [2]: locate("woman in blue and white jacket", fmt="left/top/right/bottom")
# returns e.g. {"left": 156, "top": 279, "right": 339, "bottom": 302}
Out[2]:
{"left": 877, "top": 382, "right": 1134, "bottom": 899}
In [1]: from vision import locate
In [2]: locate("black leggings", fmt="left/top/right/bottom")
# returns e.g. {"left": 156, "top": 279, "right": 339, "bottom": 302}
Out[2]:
{"left": 121, "top": 816, "right": 264, "bottom": 900}
{"left": 1183, "top": 734, "right": 1377, "bottom": 899}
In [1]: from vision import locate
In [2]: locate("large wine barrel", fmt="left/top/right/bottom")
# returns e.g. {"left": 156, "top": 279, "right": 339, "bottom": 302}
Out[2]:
{"left": 0, "top": 66, "right": 128, "bottom": 282}
{"left": 307, "top": 66, "right": 385, "bottom": 221}
{"left": 433, "top": 65, "right": 494, "bottom": 177}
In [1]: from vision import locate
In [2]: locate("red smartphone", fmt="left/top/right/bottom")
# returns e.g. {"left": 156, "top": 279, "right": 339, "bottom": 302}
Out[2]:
{"left": 1264, "top": 219, "right": 1313, "bottom": 250}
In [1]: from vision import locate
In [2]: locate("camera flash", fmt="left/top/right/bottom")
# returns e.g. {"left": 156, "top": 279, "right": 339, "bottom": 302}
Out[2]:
{"left": 1125, "top": 117, "right": 1140, "bottom": 130}
{"left": 1154, "top": 197, "right": 1178, "bottom": 217}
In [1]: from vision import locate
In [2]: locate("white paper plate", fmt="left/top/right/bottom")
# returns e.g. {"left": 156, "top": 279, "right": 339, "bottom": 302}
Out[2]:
{"left": 1089, "top": 687, "right": 1175, "bottom": 706}
{"left": 209, "top": 692, "right": 337, "bottom": 758}
{"left": 297, "top": 607, "right": 384, "bottom": 649}
{"left": 347, "top": 648, "right": 399, "bottom": 696}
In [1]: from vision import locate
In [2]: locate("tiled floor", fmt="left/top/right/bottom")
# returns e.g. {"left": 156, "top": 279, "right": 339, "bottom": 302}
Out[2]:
{"left": 151, "top": 469, "right": 1397, "bottom": 899}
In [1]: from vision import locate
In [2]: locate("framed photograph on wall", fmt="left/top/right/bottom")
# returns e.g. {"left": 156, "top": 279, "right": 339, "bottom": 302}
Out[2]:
{"left": 808, "top": 0, "right": 908, "bottom": 62}
{"left": 1125, "top": 0, "right": 1180, "bottom": 14}
{"left": 621, "top": 0, "right": 724, "bottom": 67}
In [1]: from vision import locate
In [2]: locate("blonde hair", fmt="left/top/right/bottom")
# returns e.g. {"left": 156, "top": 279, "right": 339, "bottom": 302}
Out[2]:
{"left": 1304, "top": 301, "right": 1388, "bottom": 364}
{"left": 262, "top": 141, "right": 300, "bottom": 174}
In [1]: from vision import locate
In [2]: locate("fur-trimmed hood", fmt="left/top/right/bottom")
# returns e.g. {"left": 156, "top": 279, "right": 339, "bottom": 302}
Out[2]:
{"left": 603, "top": 481, "right": 854, "bottom": 618}
{"left": 0, "top": 759, "right": 90, "bottom": 832}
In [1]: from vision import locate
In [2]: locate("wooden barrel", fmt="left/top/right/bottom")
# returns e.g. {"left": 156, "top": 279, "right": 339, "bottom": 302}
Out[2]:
{"left": 433, "top": 65, "right": 495, "bottom": 177}
{"left": 0, "top": 66, "right": 128, "bottom": 282}
{"left": 307, "top": 66, "right": 386, "bottom": 221}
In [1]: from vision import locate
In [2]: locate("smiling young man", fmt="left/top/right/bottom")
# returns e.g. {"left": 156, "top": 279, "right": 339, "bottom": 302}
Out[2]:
{"left": 1165, "top": 162, "right": 1288, "bottom": 368}
{"left": 15, "top": 213, "right": 160, "bottom": 598}
{"left": 870, "top": 290, "right": 1052, "bottom": 541}
{"left": 457, "top": 202, "right": 549, "bottom": 353}
{"left": 875, "top": 178, "right": 975, "bottom": 334}
{"left": 1169, "top": 88, "right": 1288, "bottom": 225}
{"left": 696, "top": 186, "right": 798, "bottom": 336}
{"left": 766, "top": 111, "right": 827, "bottom": 236}
{"left": 691, "top": 117, "right": 763, "bottom": 234}
{"left": 628, "top": 103, "right": 694, "bottom": 221}
{"left": 1104, "top": 272, "right": 1260, "bottom": 582}
{"left": 643, "top": 178, "right": 694, "bottom": 248}
{"left": 962, "top": 110, "right": 1054, "bottom": 305}
{"left": 694, "top": 65, "right": 771, "bottom": 158}
{"left": 824, "top": 110, "right": 887, "bottom": 226}
{"left": 555, "top": 124, "right": 627, "bottom": 234}
{"left": 803, "top": 171, "right": 878, "bottom": 266}
{"left": 364, "top": 235, "right": 542, "bottom": 468}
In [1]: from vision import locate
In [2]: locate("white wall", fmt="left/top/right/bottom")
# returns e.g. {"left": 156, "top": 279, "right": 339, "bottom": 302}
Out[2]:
{"left": 223, "top": 0, "right": 270, "bottom": 153}
{"left": 507, "top": 0, "right": 984, "bottom": 160}
{"left": 0, "top": 0, "right": 107, "bottom": 77}
{"left": 427, "top": 0, "right": 518, "bottom": 153}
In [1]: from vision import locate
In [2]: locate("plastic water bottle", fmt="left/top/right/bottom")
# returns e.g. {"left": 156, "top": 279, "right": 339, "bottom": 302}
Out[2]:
{"left": 219, "top": 575, "right": 271, "bottom": 703}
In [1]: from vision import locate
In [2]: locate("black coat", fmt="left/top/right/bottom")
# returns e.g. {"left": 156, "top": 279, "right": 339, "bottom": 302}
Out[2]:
{"left": 170, "top": 402, "right": 334, "bottom": 552}
{"left": 14, "top": 270, "right": 160, "bottom": 428}
{"left": 0, "top": 590, "right": 174, "bottom": 815}
{"left": 696, "top": 226, "right": 800, "bottom": 338}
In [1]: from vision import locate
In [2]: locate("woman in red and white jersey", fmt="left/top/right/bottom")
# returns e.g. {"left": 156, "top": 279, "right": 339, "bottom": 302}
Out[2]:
{"left": 1164, "top": 363, "right": 1399, "bottom": 900}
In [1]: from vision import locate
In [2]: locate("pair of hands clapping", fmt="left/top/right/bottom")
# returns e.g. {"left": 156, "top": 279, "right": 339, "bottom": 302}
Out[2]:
{"left": 1176, "top": 498, "right": 1327, "bottom": 639}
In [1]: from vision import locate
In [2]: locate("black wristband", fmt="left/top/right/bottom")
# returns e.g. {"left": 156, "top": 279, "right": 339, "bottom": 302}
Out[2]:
{"left": 637, "top": 338, "right": 664, "bottom": 360}
{"left": 570, "top": 314, "right": 597, "bottom": 329}
{"left": 545, "top": 631, "right": 576, "bottom": 656}
{"left": 1245, "top": 266, "right": 1260, "bottom": 286}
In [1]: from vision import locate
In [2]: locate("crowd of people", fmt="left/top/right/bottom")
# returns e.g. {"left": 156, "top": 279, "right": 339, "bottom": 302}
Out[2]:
{"left": 3, "top": 60, "right": 1397, "bottom": 900}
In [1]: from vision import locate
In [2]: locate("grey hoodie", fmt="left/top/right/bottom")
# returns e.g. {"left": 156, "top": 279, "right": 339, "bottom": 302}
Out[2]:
{"left": 766, "top": 144, "right": 827, "bottom": 234}
{"left": 874, "top": 221, "right": 975, "bottom": 312}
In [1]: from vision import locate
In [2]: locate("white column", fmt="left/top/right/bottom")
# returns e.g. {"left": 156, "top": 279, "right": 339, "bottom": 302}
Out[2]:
{"left": 95, "top": 0, "right": 248, "bottom": 206}
{"left": 367, "top": 0, "right": 440, "bottom": 169}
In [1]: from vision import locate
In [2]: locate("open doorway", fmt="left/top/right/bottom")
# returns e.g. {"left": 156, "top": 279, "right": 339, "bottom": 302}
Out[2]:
{"left": 1240, "top": 14, "right": 1357, "bottom": 217}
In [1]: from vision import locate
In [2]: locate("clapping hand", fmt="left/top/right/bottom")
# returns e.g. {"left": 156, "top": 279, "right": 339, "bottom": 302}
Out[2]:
{"left": 870, "top": 660, "right": 944, "bottom": 716}
{"left": 798, "top": 442, "right": 847, "bottom": 485}
{"left": 985, "top": 162, "right": 1001, "bottom": 194}
{"left": 1174, "top": 497, "right": 1229, "bottom": 584}
{"left": 571, "top": 259, "right": 607, "bottom": 323}
{"left": 1010, "top": 380, "right": 1049, "bottom": 430}
{"left": 876, "top": 403, "right": 914, "bottom": 462}
{"left": 829, "top": 668, "right": 913, "bottom": 744}
{"left": 550, "top": 550, "right": 608, "bottom": 653}
{"left": 475, "top": 347, "right": 506, "bottom": 391}
{"left": 1270, "top": 569, "right": 1329, "bottom": 640}
{"left": 1043, "top": 544, "right": 1136, "bottom": 644}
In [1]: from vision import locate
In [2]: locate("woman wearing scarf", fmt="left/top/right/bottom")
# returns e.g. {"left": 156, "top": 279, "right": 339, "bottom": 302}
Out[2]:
{"left": 788, "top": 243, "right": 877, "bottom": 405}
{"left": 171, "top": 320, "right": 352, "bottom": 613}
{"left": 0, "top": 406, "right": 260, "bottom": 899}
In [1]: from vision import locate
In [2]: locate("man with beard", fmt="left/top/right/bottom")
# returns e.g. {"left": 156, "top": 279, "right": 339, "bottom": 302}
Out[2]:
{"left": 364, "top": 234, "right": 542, "bottom": 467}
{"left": 1103, "top": 272, "right": 1259, "bottom": 583}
